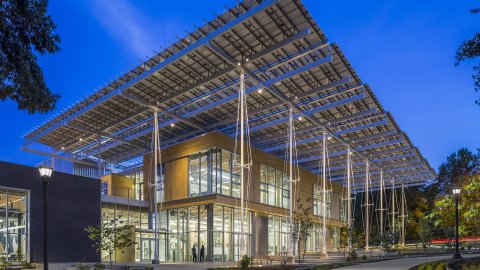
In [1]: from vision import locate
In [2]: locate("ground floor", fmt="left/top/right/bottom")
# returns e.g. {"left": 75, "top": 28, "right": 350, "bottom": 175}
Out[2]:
{"left": 102, "top": 199, "right": 343, "bottom": 263}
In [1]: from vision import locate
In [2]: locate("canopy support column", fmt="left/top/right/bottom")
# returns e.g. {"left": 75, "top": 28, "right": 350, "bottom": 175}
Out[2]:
{"left": 288, "top": 107, "right": 294, "bottom": 257}
{"left": 401, "top": 181, "right": 406, "bottom": 247}
{"left": 152, "top": 110, "right": 160, "bottom": 264}
{"left": 380, "top": 169, "right": 384, "bottom": 247}
{"left": 322, "top": 129, "right": 327, "bottom": 256}
{"left": 240, "top": 69, "right": 246, "bottom": 257}
{"left": 364, "top": 160, "right": 370, "bottom": 252}
{"left": 347, "top": 147, "right": 352, "bottom": 252}
{"left": 391, "top": 178, "right": 396, "bottom": 245}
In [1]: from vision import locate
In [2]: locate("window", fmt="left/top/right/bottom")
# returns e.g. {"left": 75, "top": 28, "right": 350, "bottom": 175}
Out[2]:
{"left": 189, "top": 148, "right": 241, "bottom": 198}
{"left": 260, "top": 165, "right": 289, "bottom": 208}
{"left": 0, "top": 189, "right": 29, "bottom": 261}
{"left": 313, "top": 184, "right": 331, "bottom": 218}
{"left": 339, "top": 197, "right": 346, "bottom": 222}
{"left": 128, "top": 171, "right": 144, "bottom": 200}
{"left": 188, "top": 151, "right": 210, "bottom": 197}
{"left": 268, "top": 215, "right": 289, "bottom": 255}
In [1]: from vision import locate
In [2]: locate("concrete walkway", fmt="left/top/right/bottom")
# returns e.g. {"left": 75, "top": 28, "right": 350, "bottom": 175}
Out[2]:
{"left": 336, "top": 254, "right": 478, "bottom": 270}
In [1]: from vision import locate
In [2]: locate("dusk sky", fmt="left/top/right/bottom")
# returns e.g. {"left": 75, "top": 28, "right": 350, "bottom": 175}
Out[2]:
{"left": 0, "top": 0, "right": 478, "bottom": 171}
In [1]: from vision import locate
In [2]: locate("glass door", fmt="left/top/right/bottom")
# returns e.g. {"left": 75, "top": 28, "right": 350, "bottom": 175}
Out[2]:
{"left": 140, "top": 238, "right": 153, "bottom": 262}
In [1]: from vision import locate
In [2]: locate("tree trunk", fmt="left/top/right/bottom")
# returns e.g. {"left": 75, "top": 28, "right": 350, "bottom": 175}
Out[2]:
{"left": 109, "top": 253, "right": 113, "bottom": 270}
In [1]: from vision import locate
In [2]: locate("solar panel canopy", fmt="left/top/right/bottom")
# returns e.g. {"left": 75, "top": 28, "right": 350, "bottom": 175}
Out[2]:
{"left": 22, "top": 0, "right": 436, "bottom": 191}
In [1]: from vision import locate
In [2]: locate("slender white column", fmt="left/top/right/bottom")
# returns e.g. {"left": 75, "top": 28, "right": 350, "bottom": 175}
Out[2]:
{"left": 239, "top": 69, "right": 246, "bottom": 257}
{"left": 289, "top": 107, "right": 294, "bottom": 257}
{"left": 347, "top": 147, "right": 352, "bottom": 252}
{"left": 322, "top": 130, "right": 327, "bottom": 255}
{"left": 380, "top": 169, "right": 384, "bottom": 247}
{"left": 391, "top": 178, "right": 396, "bottom": 242}
{"left": 97, "top": 136, "right": 102, "bottom": 178}
{"left": 152, "top": 110, "right": 159, "bottom": 264}
{"left": 401, "top": 181, "right": 405, "bottom": 247}
{"left": 364, "top": 160, "right": 370, "bottom": 252}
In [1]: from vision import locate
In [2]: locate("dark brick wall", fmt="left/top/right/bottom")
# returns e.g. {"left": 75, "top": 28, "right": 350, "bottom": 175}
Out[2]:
{"left": 0, "top": 161, "right": 101, "bottom": 263}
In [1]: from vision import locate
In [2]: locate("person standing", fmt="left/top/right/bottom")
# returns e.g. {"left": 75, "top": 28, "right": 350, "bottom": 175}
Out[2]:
{"left": 192, "top": 245, "right": 197, "bottom": 262}
{"left": 200, "top": 245, "right": 205, "bottom": 262}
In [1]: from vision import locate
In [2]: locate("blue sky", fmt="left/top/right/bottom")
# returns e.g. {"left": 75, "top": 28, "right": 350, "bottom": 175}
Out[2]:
{"left": 0, "top": 0, "right": 478, "bottom": 171}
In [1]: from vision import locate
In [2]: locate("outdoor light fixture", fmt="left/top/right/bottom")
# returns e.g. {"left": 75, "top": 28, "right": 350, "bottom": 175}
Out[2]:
{"left": 38, "top": 165, "right": 53, "bottom": 180}
{"left": 257, "top": 89, "right": 263, "bottom": 94}
{"left": 452, "top": 184, "right": 462, "bottom": 259}
{"left": 38, "top": 164, "right": 53, "bottom": 270}
{"left": 170, "top": 123, "right": 175, "bottom": 127}
{"left": 298, "top": 116, "right": 303, "bottom": 121}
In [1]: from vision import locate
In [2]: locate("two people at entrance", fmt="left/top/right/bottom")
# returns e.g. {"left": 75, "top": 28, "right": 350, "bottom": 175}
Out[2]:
{"left": 192, "top": 245, "right": 205, "bottom": 262}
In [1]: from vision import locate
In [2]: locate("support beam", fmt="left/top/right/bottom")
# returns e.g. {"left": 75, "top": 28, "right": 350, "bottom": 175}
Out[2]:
{"left": 401, "top": 181, "right": 406, "bottom": 247}
{"left": 379, "top": 169, "right": 385, "bottom": 247}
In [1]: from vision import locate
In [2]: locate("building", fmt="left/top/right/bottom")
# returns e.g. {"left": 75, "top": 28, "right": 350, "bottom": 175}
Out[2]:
{"left": 17, "top": 0, "right": 436, "bottom": 264}
{"left": 0, "top": 161, "right": 100, "bottom": 263}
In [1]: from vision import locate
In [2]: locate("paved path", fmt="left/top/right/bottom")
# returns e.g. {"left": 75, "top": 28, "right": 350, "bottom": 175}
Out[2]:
{"left": 336, "top": 254, "right": 478, "bottom": 270}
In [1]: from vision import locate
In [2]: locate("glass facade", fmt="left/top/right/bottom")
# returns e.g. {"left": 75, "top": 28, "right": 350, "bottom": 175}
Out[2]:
{"left": 267, "top": 215, "right": 289, "bottom": 256}
{"left": 259, "top": 165, "right": 289, "bottom": 208}
{"left": 313, "top": 184, "right": 331, "bottom": 218}
{"left": 305, "top": 224, "right": 340, "bottom": 252}
{"left": 188, "top": 148, "right": 241, "bottom": 198}
{"left": 101, "top": 203, "right": 251, "bottom": 263}
{"left": 128, "top": 171, "right": 144, "bottom": 200}
{"left": 213, "top": 205, "right": 251, "bottom": 261}
{"left": 0, "top": 188, "right": 29, "bottom": 261}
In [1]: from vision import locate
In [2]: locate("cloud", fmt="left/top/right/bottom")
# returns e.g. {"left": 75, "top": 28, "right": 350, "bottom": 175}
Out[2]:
{"left": 89, "top": 0, "right": 167, "bottom": 60}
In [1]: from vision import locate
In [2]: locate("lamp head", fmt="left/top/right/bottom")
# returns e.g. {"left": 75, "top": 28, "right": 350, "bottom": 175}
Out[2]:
{"left": 38, "top": 165, "right": 53, "bottom": 183}
{"left": 452, "top": 186, "right": 461, "bottom": 195}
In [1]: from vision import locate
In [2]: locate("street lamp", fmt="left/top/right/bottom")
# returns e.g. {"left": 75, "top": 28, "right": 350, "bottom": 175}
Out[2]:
{"left": 452, "top": 186, "right": 462, "bottom": 259}
{"left": 38, "top": 165, "right": 53, "bottom": 270}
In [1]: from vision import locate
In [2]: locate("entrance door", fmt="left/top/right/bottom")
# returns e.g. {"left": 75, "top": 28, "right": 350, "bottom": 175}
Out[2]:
{"left": 140, "top": 238, "right": 154, "bottom": 262}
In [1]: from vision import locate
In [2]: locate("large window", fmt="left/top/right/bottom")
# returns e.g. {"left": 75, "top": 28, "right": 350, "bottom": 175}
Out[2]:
{"left": 267, "top": 215, "right": 289, "bottom": 256}
{"left": 260, "top": 165, "right": 289, "bottom": 208}
{"left": 128, "top": 165, "right": 164, "bottom": 202}
{"left": 128, "top": 171, "right": 144, "bottom": 200}
{"left": 188, "top": 148, "right": 240, "bottom": 198}
{"left": 213, "top": 205, "right": 251, "bottom": 261}
{"left": 313, "top": 184, "right": 331, "bottom": 218}
{"left": 0, "top": 188, "right": 29, "bottom": 261}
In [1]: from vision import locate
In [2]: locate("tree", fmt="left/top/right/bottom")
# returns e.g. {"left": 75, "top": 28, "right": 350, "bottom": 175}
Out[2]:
{"left": 417, "top": 217, "right": 434, "bottom": 249}
{"left": 0, "top": 0, "right": 61, "bottom": 113}
{"left": 292, "top": 197, "right": 313, "bottom": 268}
{"left": 85, "top": 216, "right": 135, "bottom": 270}
{"left": 422, "top": 148, "right": 480, "bottom": 206}
{"left": 455, "top": 8, "right": 480, "bottom": 105}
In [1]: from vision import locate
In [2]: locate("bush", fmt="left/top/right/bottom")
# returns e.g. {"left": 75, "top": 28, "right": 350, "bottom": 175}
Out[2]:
{"left": 468, "top": 245, "right": 472, "bottom": 250}
{"left": 347, "top": 250, "right": 358, "bottom": 261}
{"left": 77, "top": 262, "right": 90, "bottom": 270}
{"left": 94, "top": 263, "right": 105, "bottom": 270}
{"left": 240, "top": 255, "right": 250, "bottom": 270}
{"left": 361, "top": 255, "right": 367, "bottom": 260}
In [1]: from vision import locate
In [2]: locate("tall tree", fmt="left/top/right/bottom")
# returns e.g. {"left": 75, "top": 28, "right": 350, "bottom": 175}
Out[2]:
{"left": 422, "top": 148, "right": 480, "bottom": 206}
{"left": 455, "top": 8, "right": 480, "bottom": 105}
{"left": 0, "top": 0, "right": 60, "bottom": 114}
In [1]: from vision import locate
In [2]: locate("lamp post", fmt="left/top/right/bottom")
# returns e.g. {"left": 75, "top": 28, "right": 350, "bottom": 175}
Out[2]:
{"left": 38, "top": 165, "right": 53, "bottom": 270}
{"left": 452, "top": 186, "right": 462, "bottom": 259}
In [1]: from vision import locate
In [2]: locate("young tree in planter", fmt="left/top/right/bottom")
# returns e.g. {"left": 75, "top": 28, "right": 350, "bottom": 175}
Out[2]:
{"left": 293, "top": 198, "right": 314, "bottom": 268}
{"left": 85, "top": 216, "right": 135, "bottom": 270}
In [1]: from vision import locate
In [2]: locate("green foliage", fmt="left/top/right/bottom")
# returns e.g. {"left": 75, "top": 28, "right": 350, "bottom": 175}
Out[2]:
{"left": 94, "top": 262, "right": 105, "bottom": 270}
{"left": 77, "top": 262, "right": 90, "bottom": 270}
{"left": 84, "top": 216, "right": 135, "bottom": 270}
{"left": 417, "top": 218, "right": 433, "bottom": 248}
{"left": 455, "top": 7, "right": 480, "bottom": 105}
{"left": 239, "top": 255, "right": 250, "bottom": 269}
{"left": 0, "top": 0, "right": 61, "bottom": 113}
{"left": 346, "top": 249, "right": 357, "bottom": 261}
{"left": 361, "top": 255, "right": 367, "bottom": 261}
{"left": 0, "top": 257, "right": 11, "bottom": 270}
{"left": 292, "top": 197, "right": 314, "bottom": 266}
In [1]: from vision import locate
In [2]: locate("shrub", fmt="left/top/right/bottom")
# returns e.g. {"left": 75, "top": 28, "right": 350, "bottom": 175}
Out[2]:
{"left": 361, "top": 255, "right": 367, "bottom": 260}
{"left": 94, "top": 263, "right": 105, "bottom": 270}
{"left": 347, "top": 250, "right": 358, "bottom": 261}
{"left": 240, "top": 255, "right": 250, "bottom": 270}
